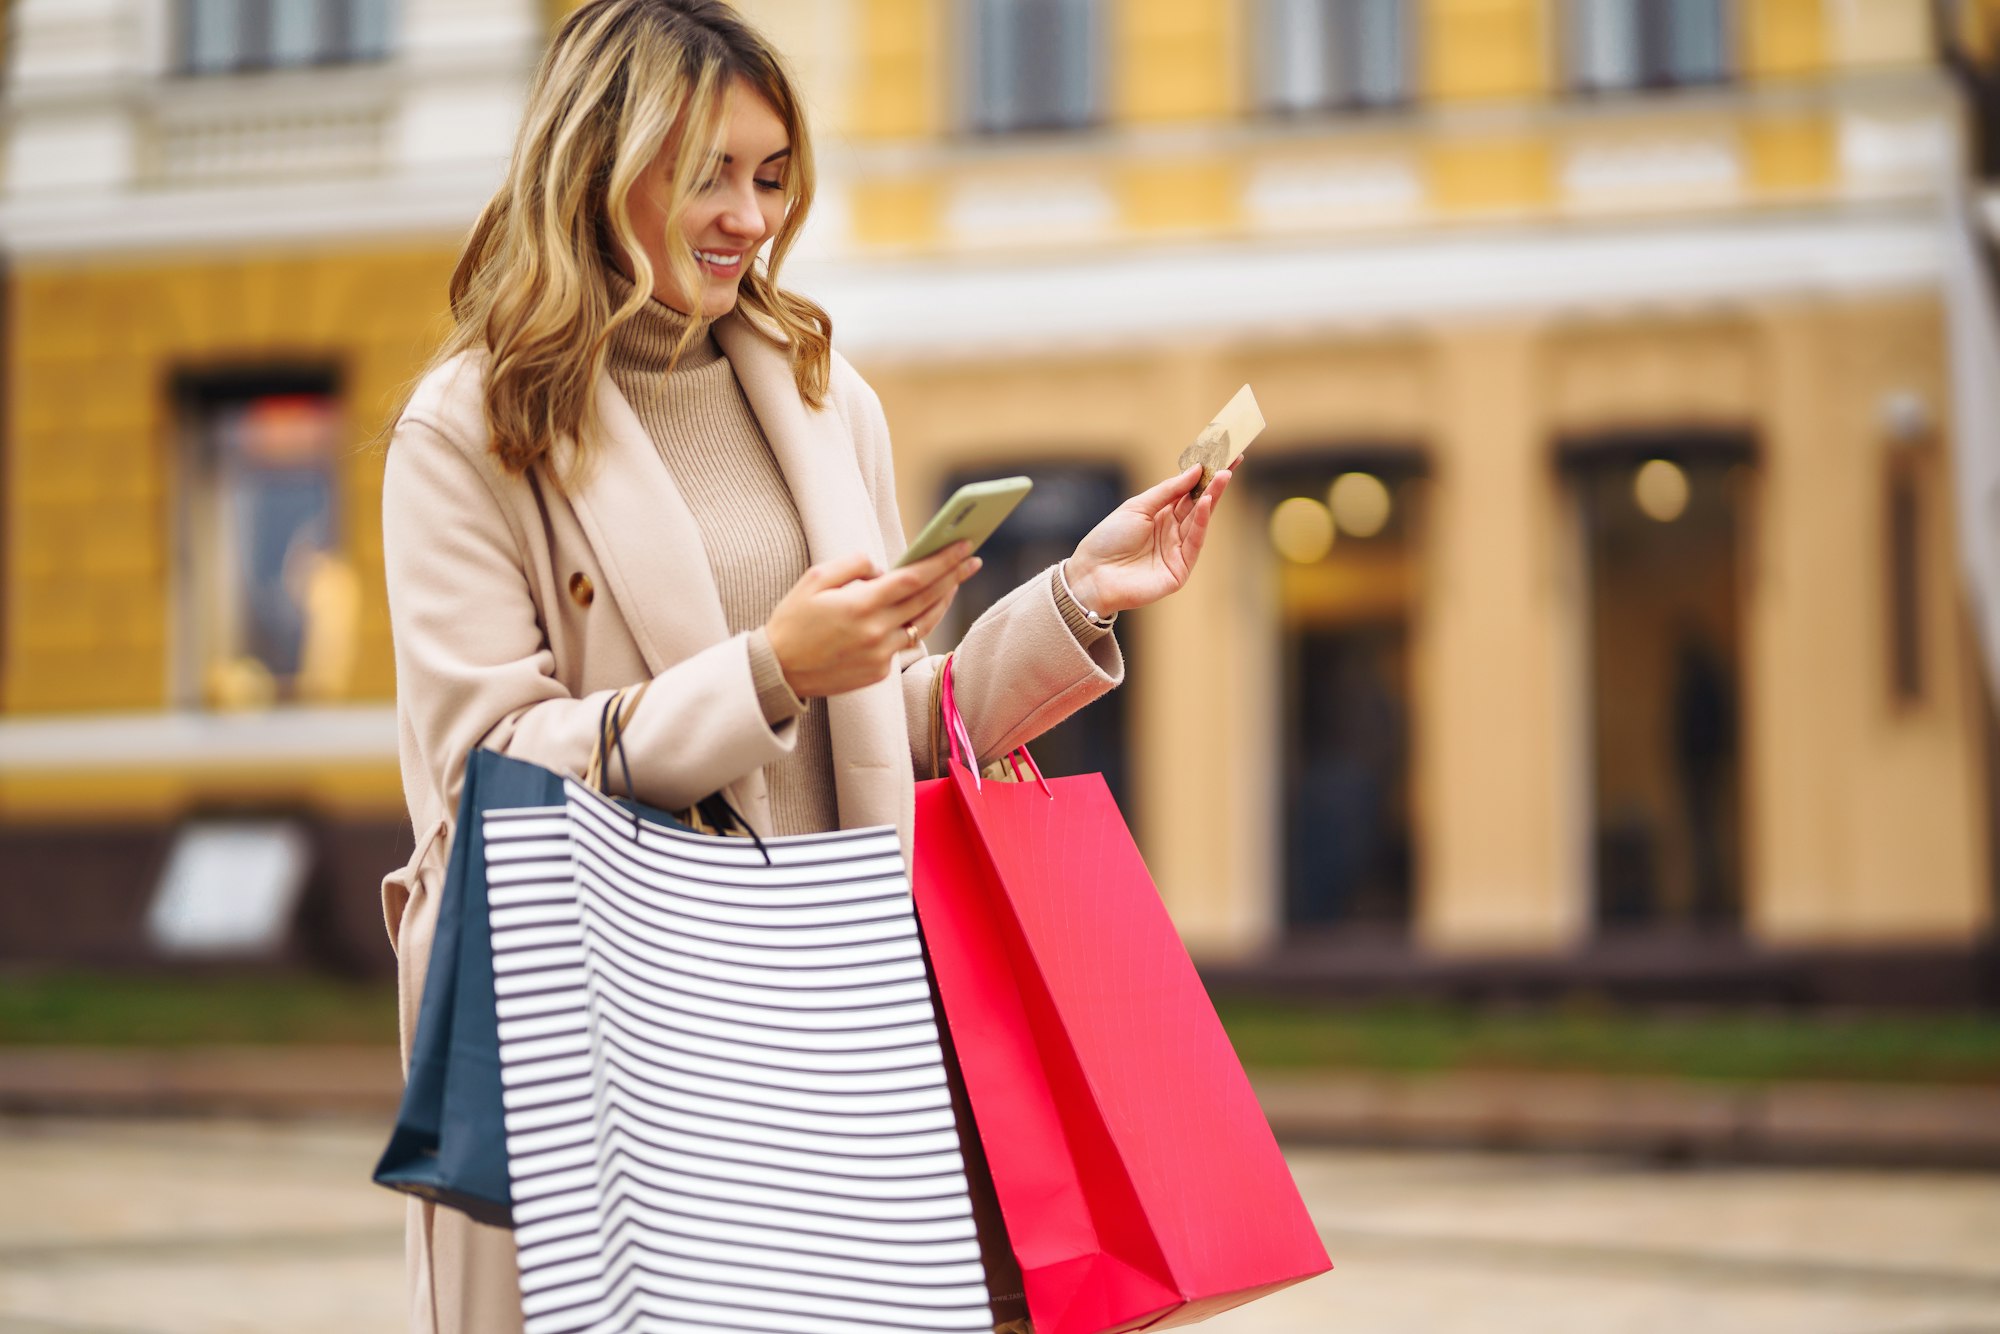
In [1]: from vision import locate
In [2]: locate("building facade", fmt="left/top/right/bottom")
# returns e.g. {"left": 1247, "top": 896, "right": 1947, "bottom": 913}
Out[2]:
{"left": 1, "top": 0, "right": 1994, "bottom": 998}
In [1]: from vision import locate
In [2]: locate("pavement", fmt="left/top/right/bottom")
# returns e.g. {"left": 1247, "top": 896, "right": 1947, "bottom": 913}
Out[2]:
{"left": 0, "top": 1115, "right": 1995, "bottom": 1334}
{"left": 3, "top": 1046, "right": 1998, "bottom": 1167}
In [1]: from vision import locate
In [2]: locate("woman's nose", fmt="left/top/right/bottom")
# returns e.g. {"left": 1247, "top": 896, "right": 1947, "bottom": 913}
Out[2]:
{"left": 718, "top": 185, "right": 766, "bottom": 241}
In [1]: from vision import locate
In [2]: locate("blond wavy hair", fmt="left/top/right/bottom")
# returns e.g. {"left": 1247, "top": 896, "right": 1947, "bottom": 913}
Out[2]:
{"left": 421, "top": 0, "right": 830, "bottom": 476}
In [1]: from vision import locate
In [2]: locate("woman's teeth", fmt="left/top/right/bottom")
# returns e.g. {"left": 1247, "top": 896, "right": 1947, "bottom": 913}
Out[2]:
{"left": 696, "top": 250, "right": 741, "bottom": 272}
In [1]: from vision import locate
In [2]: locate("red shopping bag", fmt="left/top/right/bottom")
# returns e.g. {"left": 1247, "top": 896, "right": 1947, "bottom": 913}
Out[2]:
{"left": 913, "top": 661, "right": 1330, "bottom": 1334}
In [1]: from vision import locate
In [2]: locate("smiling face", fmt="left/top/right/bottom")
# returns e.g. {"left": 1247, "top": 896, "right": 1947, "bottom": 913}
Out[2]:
{"left": 624, "top": 76, "right": 791, "bottom": 319}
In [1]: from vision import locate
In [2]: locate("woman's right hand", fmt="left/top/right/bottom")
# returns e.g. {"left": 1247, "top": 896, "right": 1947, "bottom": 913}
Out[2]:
{"left": 766, "top": 543, "right": 980, "bottom": 699}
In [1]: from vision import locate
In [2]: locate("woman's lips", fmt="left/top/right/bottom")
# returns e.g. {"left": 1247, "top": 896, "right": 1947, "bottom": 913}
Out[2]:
{"left": 695, "top": 249, "right": 744, "bottom": 276}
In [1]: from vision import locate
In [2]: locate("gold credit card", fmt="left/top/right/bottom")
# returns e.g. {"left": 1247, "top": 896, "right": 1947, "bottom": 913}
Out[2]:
{"left": 1178, "top": 385, "right": 1265, "bottom": 500}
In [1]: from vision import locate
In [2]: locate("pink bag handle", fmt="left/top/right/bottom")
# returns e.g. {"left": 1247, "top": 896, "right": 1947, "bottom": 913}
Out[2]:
{"left": 939, "top": 656, "right": 1052, "bottom": 798}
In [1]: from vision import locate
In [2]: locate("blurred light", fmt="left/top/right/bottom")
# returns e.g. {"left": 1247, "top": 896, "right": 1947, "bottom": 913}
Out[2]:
{"left": 1270, "top": 496, "right": 1335, "bottom": 563}
{"left": 1328, "top": 472, "right": 1392, "bottom": 538}
{"left": 1633, "top": 459, "right": 1689, "bottom": 523}
{"left": 1880, "top": 388, "right": 1931, "bottom": 446}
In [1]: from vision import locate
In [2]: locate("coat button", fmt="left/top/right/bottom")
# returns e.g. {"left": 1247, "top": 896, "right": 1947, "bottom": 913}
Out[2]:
{"left": 568, "top": 572, "right": 594, "bottom": 607}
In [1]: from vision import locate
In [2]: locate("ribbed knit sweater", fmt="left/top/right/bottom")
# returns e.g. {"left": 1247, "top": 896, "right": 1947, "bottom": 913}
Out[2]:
{"left": 605, "top": 275, "right": 838, "bottom": 837}
{"left": 604, "top": 273, "right": 1114, "bottom": 839}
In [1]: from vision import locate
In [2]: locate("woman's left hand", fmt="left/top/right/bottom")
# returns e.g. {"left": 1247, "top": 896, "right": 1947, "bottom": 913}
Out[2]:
{"left": 1064, "top": 459, "right": 1237, "bottom": 617}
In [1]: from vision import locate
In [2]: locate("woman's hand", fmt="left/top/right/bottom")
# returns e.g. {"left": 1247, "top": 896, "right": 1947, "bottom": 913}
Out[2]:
{"left": 767, "top": 544, "right": 979, "bottom": 698}
{"left": 1064, "top": 460, "right": 1237, "bottom": 617}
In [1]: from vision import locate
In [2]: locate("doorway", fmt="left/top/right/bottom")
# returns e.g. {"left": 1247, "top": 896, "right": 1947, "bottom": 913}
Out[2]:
{"left": 1262, "top": 455, "right": 1425, "bottom": 938}
{"left": 1568, "top": 439, "right": 1751, "bottom": 933}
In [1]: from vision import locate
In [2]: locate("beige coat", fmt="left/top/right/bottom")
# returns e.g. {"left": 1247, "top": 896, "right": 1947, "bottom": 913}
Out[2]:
{"left": 379, "top": 310, "right": 1123, "bottom": 1332}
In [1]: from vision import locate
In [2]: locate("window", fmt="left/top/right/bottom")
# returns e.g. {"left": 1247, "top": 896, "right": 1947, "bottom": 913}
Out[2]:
{"left": 967, "top": 0, "right": 1102, "bottom": 133}
{"left": 1263, "top": 0, "right": 1414, "bottom": 113}
{"left": 180, "top": 0, "right": 395, "bottom": 75}
{"left": 1261, "top": 455, "right": 1426, "bottom": 936}
{"left": 930, "top": 462, "right": 1132, "bottom": 807}
{"left": 1568, "top": 0, "right": 1729, "bottom": 93}
{"left": 1564, "top": 440, "right": 1751, "bottom": 932}
{"left": 1886, "top": 454, "right": 1926, "bottom": 704}
{"left": 176, "top": 372, "right": 358, "bottom": 709}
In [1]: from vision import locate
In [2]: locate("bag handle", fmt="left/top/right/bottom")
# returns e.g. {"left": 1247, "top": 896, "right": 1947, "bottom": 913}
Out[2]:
{"left": 584, "top": 681, "right": 649, "bottom": 796}
{"left": 584, "top": 681, "right": 772, "bottom": 863}
{"left": 938, "top": 655, "right": 1051, "bottom": 798}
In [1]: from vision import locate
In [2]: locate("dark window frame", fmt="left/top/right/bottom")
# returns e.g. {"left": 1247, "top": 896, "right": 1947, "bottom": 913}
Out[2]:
{"left": 177, "top": 0, "right": 395, "bottom": 77}
{"left": 1558, "top": 431, "right": 1756, "bottom": 937}
{"left": 1564, "top": 0, "right": 1733, "bottom": 96}
{"left": 1258, "top": 0, "right": 1419, "bottom": 117}
{"left": 1253, "top": 446, "right": 1430, "bottom": 938}
{"left": 171, "top": 364, "right": 347, "bottom": 708}
{"left": 963, "top": 0, "right": 1106, "bottom": 136}
{"left": 929, "top": 457, "right": 1134, "bottom": 811}
{"left": 1886, "top": 449, "right": 1928, "bottom": 707}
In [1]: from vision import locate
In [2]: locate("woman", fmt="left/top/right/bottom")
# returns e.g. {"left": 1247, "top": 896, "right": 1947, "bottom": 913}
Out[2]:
{"left": 379, "top": 1, "right": 1236, "bottom": 1328}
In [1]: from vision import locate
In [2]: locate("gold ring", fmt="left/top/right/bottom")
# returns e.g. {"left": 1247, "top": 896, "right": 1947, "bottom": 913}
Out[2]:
{"left": 904, "top": 623, "right": 918, "bottom": 647}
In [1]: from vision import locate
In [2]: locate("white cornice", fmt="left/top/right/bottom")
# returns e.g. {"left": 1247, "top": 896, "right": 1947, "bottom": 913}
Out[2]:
{"left": 794, "top": 202, "right": 1950, "bottom": 362}
{"left": 0, "top": 706, "right": 399, "bottom": 771}
{"left": 0, "top": 163, "right": 498, "bottom": 256}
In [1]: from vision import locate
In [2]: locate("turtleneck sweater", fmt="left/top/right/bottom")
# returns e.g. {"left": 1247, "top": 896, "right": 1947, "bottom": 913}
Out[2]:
{"left": 602, "top": 272, "right": 1115, "bottom": 839}
{"left": 604, "top": 274, "right": 839, "bottom": 837}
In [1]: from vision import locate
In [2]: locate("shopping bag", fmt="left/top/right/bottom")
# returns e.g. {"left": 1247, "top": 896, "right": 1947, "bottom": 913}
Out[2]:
{"left": 376, "top": 689, "right": 1009, "bottom": 1331}
{"left": 373, "top": 744, "right": 571, "bottom": 1226}
{"left": 912, "top": 658, "right": 1331, "bottom": 1334}
{"left": 375, "top": 688, "right": 745, "bottom": 1225}
{"left": 490, "top": 777, "right": 1002, "bottom": 1334}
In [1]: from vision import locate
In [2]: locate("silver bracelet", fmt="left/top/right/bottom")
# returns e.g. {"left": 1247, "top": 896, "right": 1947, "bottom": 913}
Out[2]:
{"left": 1058, "top": 560, "right": 1116, "bottom": 629}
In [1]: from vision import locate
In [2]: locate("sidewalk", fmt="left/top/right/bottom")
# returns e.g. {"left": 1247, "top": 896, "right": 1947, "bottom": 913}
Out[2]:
{"left": 1, "top": 1046, "right": 1994, "bottom": 1167}
{"left": 1252, "top": 1069, "right": 2000, "bottom": 1168}
{"left": 3, "top": 1119, "right": 1995, "bottom": 1334}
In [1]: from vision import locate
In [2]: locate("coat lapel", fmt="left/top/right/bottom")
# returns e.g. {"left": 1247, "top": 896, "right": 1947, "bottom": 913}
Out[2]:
{"left": 556, "top": 376, "right": 731, "bottom": 675}
{"left": 715, "top": 314, "right": 907, "bottom": 831}
{"left": 713, "top": 314, "right": 885, "bottom": 571}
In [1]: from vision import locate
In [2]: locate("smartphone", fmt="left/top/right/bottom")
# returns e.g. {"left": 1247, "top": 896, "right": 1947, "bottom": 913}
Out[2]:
{"left": 895, "top": 477, "right": 1033, "bottom": 568}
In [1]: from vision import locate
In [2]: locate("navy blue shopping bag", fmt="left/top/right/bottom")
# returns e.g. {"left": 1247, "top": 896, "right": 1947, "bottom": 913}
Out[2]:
{"left": 374, "top": 691, "right": 764, "bottom": 1229}
{"left": 372, "top": 747, "right": 559, "bottom": 1226}
{"left": 372, "top": 743, "right": 702, "bottom": 1227}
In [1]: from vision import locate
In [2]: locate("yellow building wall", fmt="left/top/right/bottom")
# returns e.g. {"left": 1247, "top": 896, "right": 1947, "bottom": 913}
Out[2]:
{"left": 1429, "top": 136, "right": 1556, "bottom": 215}
{"left": 1424, "top": 0, "right": 1550, "bottom": 100}
{"left": 848, "top": 0, "right": 944, "bottom": 140}
{"left": 1418, "top": 325, "right": 1585, "bottom": 951}
{"left": 855, "top": 290, "right": 1989, "bottom": 956}
{"left": 1829, "top": 0, "right": 1935, "bottom": 67}
{"left": 3, "top": 245, "right": 455, "bottom": 714}
{"left": 1112, "top": 0, "right": 1238, "bottom": 124}
{"left": 0, "top": 764, "right": 409, "bottom": 823}
{"left": 1749, "top": 298, "right": 1990, "bottom": 943}
{"left": 1746, "top": 114, "right": 1838, "bottom": 197}
{"left": 1118, "top": 159, "right": 1241, "bottom": 233}
{"left": 1745, "top": 0, "right": 1829, "bottom": 79}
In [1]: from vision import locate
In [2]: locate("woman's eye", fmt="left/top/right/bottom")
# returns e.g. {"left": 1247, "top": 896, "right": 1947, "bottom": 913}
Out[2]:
{"left": 754, "top": 178, "right": 784, "bottom": 193}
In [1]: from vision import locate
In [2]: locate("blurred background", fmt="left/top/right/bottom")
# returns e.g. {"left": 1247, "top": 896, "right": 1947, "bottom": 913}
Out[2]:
{"left": 0, "top": 1, "right": 1998, "bottom": 1331}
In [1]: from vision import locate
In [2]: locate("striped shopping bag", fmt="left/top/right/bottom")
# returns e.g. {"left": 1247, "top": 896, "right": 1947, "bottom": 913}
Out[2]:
{"left": 487, "top": 774, "right": 1000, "bottom": 1334}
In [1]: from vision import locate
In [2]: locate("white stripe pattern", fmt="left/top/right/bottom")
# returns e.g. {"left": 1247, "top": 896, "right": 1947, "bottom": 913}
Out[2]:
{"left": 489, "top": 781, "right": 996, "bottom": 1334}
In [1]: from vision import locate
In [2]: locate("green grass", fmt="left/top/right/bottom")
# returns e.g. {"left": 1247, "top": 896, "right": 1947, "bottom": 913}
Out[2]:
{"left": 0, "top": 971, "right": 398, "bottom": 1048}
{"left": 2, "top": 973, "right": 1995, "bottom": 1086}
{"left": 1212, "top": 997, "right": 2000, "bottom": 1086}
